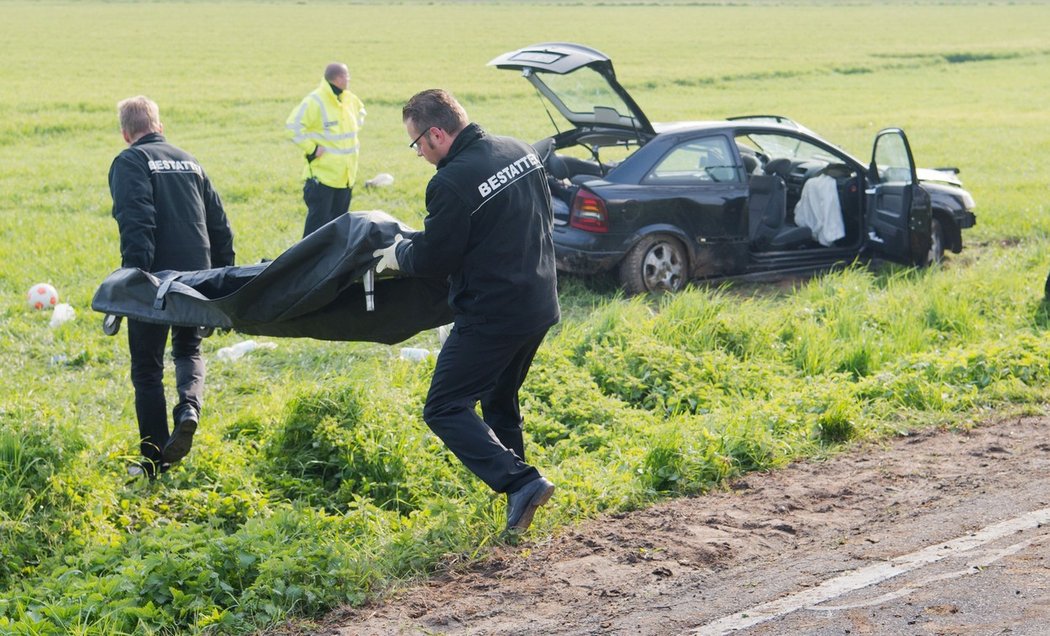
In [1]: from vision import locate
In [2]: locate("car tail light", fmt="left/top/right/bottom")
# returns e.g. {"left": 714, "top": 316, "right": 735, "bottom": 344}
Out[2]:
{"left": 569, "top": 190, "right": 609, "bottom": 233}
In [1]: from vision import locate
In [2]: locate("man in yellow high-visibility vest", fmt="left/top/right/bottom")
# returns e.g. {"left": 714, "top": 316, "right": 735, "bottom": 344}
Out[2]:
{"left": 285, "top": 62, "right": 366, "bottom": 237}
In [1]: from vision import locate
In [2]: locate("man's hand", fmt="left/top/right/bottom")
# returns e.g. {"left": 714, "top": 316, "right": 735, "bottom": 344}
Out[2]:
{"left": 372, "top": 234, "right": 404, "bottom": 273}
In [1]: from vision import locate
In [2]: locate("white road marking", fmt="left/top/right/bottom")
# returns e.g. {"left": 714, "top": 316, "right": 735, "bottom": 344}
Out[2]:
{"left": 814, "top": 536, "right": 1036, "bottom": 611}
{"left": 690, "top": 507, "right": 1050, "bottom": 635}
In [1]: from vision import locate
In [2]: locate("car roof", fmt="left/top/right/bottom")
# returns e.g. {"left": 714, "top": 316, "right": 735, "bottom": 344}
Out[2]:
{"left": 653, "top": 120, "right": 813, "bottom": 137}
{"left": 652, "top": 121, "right": 726, "bottom": 133}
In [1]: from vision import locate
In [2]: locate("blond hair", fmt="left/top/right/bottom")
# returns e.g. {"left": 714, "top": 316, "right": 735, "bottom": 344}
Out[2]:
{"left": 117, "top": 95, "right": 162, "bottom": 138}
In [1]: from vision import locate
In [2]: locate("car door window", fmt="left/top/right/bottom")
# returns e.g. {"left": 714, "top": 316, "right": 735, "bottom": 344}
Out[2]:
{"left": 644, "top": 136, "right": 741, "bottom": 185}
{"left": 872, "top": 133, "right": 915, "bottom": 185}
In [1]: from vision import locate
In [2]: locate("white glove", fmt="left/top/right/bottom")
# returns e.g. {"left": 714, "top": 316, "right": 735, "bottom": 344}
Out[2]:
{"left": 372, "top": 234, "right": 404, "bottom": 273}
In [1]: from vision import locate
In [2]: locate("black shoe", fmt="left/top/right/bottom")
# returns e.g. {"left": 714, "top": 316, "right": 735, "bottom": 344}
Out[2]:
{"left": 505, "top": 476, "right": 555, "bottom": 532}
{"left": 127, "top": 459, "right": 171, "bottom": 481}
{"left": 162, "top": 409, "right": 198, "bottom": 464}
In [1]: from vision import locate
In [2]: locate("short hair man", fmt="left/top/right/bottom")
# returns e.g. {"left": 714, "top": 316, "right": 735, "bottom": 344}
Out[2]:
{"left": 373, "top": 89, "right": 561, "bottom": 533}
{"left": 109, "top": 95, "right": 235, "bottom": 478}
{"left": 285, "top": 62, "right": 367, "bottom": 237}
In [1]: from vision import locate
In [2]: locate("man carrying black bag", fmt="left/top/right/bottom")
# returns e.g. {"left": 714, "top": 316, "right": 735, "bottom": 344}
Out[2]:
{"left": 108, "top": 95, "right": 235, "bottom": 478}
{"left": 373, "top": 89, "right": 560, "bottom": 533}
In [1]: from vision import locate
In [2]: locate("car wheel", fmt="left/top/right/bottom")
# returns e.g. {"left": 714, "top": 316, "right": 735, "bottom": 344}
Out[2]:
{"left": 927, "top": 217, "right": 944, "bottom": 266}
{"left": 618, "top": 234, "right": 688, "bottom": 294}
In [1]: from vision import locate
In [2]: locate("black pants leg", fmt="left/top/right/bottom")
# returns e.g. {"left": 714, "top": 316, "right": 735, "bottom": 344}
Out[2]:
{"left": 302, "top": 178, "right": 352, "bottom": 237}
{"left": 170, "top": 325, "right": 204, "bottom": 421}
{"left": 128, "top": 320, "right": 168, "bottom": 464}
{"left": 479, "top": 335, "right": 544, "bottom": 461}
{"left": 127, "top": 320, "right": 204, "bottom": 463}
{"left": 423, "top": 325, "right": 549, "bottom": 494}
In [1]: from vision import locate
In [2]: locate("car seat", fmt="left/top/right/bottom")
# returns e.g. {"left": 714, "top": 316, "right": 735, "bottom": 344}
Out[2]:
{"left": 748, "top": 174, "right": 813, "bottom": 250}
{"left": 545, "top": 151, "right": 570, "bottom": 181}
{"left": 534, "top": 137, "right": 570, "bottom": 181}
{"left": 741, "top": 153, "right": 759, "bottom": 176}
{"left": 562, "top": 156, "right": 604, "bottom": 182}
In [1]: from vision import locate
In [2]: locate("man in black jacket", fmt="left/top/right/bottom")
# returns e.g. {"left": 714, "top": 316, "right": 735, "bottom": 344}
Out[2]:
{"left": 109, "top": 95, "right": 235, "bottom": 478}
{"left": 373, "top": 89, "right": 560, "bottom": 533}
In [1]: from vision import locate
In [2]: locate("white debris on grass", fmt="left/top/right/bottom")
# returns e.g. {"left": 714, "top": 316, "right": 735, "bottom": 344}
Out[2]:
{"left": 49, "top": 303, "right": 76, "bottom": 328}
{"left": 364, "top": 172, "right": 395, "bottom": 188}
{"left": 216, "top": 339, "right": 277, "bottom": 362}
{"left": 399, "top": 347, "right": 431, "bottom": 362}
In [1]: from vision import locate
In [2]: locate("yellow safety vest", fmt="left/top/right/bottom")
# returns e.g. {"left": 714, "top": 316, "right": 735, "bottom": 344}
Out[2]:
{"left": 285, "top": 80, "right": 366, "bottom": 188}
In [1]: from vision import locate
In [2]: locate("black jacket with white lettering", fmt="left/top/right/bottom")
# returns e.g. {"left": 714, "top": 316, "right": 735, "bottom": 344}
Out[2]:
{"left": 109, "top": 133, "right": 235, "bottom": 272}
{"left": 395, "top": 123, "right": 559, "bottom": 336}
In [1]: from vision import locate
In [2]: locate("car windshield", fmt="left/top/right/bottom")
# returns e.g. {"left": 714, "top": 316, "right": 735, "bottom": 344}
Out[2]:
{"left": 744, "top": 133, "right": 843, "bottom": 164}
{"left": 540, "top": 66, "right": 635, "bottom": 122}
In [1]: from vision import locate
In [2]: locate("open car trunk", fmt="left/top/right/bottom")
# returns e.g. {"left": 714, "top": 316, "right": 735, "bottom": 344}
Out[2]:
{"left": 488, "top": 42, "right": 655, "bottom": 137}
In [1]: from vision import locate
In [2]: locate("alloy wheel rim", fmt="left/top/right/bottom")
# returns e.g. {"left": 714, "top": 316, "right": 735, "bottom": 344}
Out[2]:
{"left": 642, "top": 242, "right": 684, "bottom": 291}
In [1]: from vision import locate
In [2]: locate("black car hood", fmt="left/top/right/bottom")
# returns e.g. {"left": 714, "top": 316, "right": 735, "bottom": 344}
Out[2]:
{"left": 91, "top": 211, "right": 453, "bottom": 344}
{"left": 488, "top": 42, "right": 654, "bottom": 136}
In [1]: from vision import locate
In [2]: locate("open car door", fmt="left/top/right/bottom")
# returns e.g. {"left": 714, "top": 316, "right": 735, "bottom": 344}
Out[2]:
{"left": 865, "top": 128, "right": 932, "bottom": 265}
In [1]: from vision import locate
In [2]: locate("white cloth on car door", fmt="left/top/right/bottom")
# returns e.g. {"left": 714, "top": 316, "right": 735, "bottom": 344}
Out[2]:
{"left": 794, "top": 175, "right": 845, "bottom": 246}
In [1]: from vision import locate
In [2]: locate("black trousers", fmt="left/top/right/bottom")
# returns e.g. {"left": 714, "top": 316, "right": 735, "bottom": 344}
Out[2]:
{"left": 423, "top": 324, "right": 549, "bottom": 494}
{"left": 127, "top": 319, "right": 204, "bottom": 464}
{"left": 302, "top": 178, "right": 352, "bottom": 237}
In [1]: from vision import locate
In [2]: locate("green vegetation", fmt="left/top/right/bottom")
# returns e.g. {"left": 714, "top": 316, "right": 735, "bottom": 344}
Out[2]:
{"left": 2, "top": 1, "right": 1050, "bottom": 633}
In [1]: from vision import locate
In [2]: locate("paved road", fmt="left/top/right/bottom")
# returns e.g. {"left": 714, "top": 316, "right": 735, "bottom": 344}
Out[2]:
{"left": 693, "top": 501, "right": 1050, "bottom": 635}
{"left": 329, "top": 416, "right": 1050, "bottom": 636}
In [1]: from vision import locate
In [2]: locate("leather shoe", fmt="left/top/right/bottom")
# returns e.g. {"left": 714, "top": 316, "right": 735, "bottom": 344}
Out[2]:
{"left": 127, "top": 459, "right": 170, "bottom": 481}
{"left": 162, "top": 408, "right": 198, "bottom": 463}
{"left": 506, "top": 476, "right": 555, "bottom": 532}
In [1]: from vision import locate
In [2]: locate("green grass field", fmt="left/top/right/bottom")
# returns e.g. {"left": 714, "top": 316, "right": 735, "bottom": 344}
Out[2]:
{"left": 3, "top": 1, "right": 1050, "bottom": 633}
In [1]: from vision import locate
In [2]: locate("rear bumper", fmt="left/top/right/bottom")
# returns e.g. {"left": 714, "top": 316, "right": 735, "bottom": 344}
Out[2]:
{"left": 552, "top": 225, "right": 625, "bottom": 274}
{"left": 554, "top": 244, "right": 623, "bottom": 274}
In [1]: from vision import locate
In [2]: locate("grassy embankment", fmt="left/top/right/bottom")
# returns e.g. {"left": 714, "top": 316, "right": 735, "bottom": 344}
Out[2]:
{"left": 1, "top": 2, "right": 1049, "bottom": 633}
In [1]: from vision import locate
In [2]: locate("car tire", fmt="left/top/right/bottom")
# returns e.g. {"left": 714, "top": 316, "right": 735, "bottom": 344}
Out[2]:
{"left": 618, "top": 234, "right": 688, "bottom": 294}
{"left": 927, "top": 217, "right": 945, "bottom": 266}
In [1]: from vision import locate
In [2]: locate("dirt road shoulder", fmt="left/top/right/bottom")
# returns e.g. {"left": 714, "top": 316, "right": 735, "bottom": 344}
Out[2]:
{"left": 317, "top": 415, "right": 1050, "bottom": 635}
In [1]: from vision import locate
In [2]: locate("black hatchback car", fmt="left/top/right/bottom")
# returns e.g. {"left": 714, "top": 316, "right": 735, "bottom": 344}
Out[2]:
{"left": 489, "top": 43, "right": 977, "bottom": 293}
